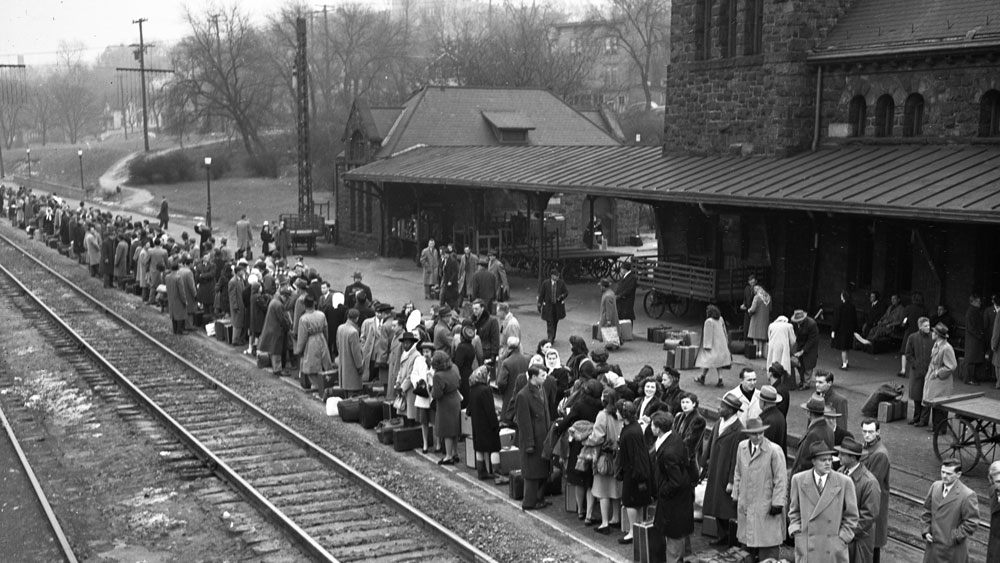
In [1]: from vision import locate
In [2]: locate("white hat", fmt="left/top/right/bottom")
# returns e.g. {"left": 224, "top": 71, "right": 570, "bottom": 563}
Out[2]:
{"left": 331, "top": 291, "right": 345, "bottom": 308}
{"left": 406, "top": 309, "right": 422, "bottom": 332}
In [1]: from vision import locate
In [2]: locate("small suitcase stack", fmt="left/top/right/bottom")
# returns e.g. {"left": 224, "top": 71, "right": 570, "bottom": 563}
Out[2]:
{"left": 507, "top": 470, "right": 524, "bottom": 500}
{"left": 375, "top": 418, "right": 405, "bottom": 445}
{"left": 359, "top": 398, "right": 385, "bottom": 429}
{"left": 877, "top": 400, "right": 907, "bottom": 423}
{"left": 392, "top": 426, "right": 423, "bottom": 452}
{"left": 214, "top": 319, "right": 233, "bottom": 344}
{"left": 648, "top": 325, "right": 672, "bottom": 343}
{"left": 498, "top": 446, "right": 521, "bottom": 473}
{"left": 338, "top": 398, "right": 361, "bottom": 423}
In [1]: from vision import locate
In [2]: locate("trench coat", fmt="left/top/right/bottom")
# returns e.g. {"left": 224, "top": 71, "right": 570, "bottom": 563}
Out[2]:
{"left": 114, "top": 239, "right": 129, "bottom": 279}
{"left": 767, "top": 318, "right": 798, "bottom": 373}
{"left": 165, "top": 271, "right": 188, "bottom": 321}
{"left": 178, "top": 267, "right": 198, "bottom": 316}
{"left": 732, "top": 437, "right": 787, "bottom": 548}
{"left": 336, "top": 320, "right": 364, "bottom": 391}
{"left": 228, "top": 275, "right": 247, "bottom": 331}
{"left": 860, "top": 438, "right": 891, "bottom": 549}
{"left": 696, "top": 317, "right": 732, "bottom": 369}
{"left": 258, "top": 295, "right": 289, "bottom": 356}
{"left": 514, "top": 382, "right": 552, "bottom": 481}
{"left": 85, "top": 231, "right": 101, "bottom": 266}
{"left": 653, "top": 432, "right": 696, "bottom": 539}
{"left": 420, "top": 246, "right": 440, "bottom": 286}
{"left": 431, "top": 364, "right": 462, "bottom": 438}
{"left": 906, "top": 331, "right": 933, "bottom": 403}
{"left": 848, "top": 463, "right": 882, "bottom": 563}
{"left": 700, "top": 417, "right": 744, "bottom": 521}
{"left": 467, "top": 381, "right": 502, "bottom": 452}
{"left": 294, "top": 310, "right": 332, "bottom": 375}
{"left": 747, "top": 294, "right": 771, "bottom": 341}
{"left": 921, "top": 480, "right": 979, "bottom": 563}
{"left": 788, "top": 470, "right": 859, "bottom": 563}
{"left": 922, "top": 339, "right": 957, "bottom": 403}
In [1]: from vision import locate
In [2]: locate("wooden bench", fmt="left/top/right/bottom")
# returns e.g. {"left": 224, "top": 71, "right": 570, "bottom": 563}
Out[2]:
{"left": 279, "top": 214, "right": 325, "bottom": 255}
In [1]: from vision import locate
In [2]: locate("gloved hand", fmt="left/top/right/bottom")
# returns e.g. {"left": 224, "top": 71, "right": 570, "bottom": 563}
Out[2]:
{"left": 769, "top": 505, "right": 784, "bottom": 516}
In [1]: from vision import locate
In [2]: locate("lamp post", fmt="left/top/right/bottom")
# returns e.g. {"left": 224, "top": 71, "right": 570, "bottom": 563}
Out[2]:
{"left": 25, "top": 147, "right": 30, "bottom": 185}
{"left": 77, "top": 149, "right": 84, "bottom": 193}
{"left": 204, "top": 157, "right": 212, "bottom": 230}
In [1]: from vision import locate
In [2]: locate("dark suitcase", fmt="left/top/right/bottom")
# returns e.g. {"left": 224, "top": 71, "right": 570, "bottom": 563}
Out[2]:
{"left": 508, "top": 470, "right": 524, "bottom": 500}
{"left": 633, "top": 520, "right": 665, "bottom": 563}
{"left": 256, "top": 352, "right": 271, "bottom": 369}
{"left": 744, "top": 342, "right": 758, "bottom": 359}
{"left": 375, "top": 417, "right": 405, "bottom": 445}
{"left": 338, "top": 398, "right": 361, "bottom": 423}
{"left": 359, "top": 398, "right": 385, "bottom": 429}
{"left": 728, "top": 340, "right": 747, "bottom": 355}
{"left": 382, "top": 400, "right": 397, "bottom": 420}
{"left": 393, "top": 426, "right": 423, "bottom": 452}
{"left": 647, "top": 326, "right": 671, "bottom": 343}
{"left": 324, "top": 387, "right": 355, "bottom": 399}
{"left": 214, "top": 320, "right": 233, "bottom": 344}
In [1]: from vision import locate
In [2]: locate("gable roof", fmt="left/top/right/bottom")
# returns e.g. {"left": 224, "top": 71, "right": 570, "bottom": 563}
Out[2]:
{"left": 813, "top": 0, "right": 1000, "bottom": 61}
{"left": 374, "top": 86, "right": 619, "bottom": 158}
{"left": 344, "top": 144, "right": 1000, "bottom": 224}
{"left": 370, "top": 107, "right": 403, "bottom": 140}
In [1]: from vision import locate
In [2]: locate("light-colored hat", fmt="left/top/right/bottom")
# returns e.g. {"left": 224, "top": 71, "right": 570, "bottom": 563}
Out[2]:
{"left": 742, "top": 418, "right": 770, "bottom": 434}
{"left": 790, "top": 309, "right": 808, "bottom": 323}
{"left": 759, "top": 385, "right": 783, "bottom": 403}
{"left": 405, "top": 310, "right": 422, "bottom": 331}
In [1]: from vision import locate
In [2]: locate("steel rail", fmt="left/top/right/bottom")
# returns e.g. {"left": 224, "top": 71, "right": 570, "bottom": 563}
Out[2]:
{"left": 0, "top": 403, "right": 79, "bottom": 563}
{"left": 0, "top": 232, "right": 498, "bottom": 563}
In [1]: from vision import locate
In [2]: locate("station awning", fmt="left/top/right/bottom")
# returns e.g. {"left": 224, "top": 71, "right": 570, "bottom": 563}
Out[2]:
{"left": 344, "top": 144, "right": 1000, "bottom": 224}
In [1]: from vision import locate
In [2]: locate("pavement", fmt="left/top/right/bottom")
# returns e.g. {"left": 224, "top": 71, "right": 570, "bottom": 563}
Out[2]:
{"left": 24, "top": 183, "right": 1000, "bottom": 561}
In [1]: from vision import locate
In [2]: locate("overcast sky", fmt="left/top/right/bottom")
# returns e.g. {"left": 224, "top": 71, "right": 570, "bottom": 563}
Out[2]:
{"left": 0, "top": 0, "right": 340, "bottom": 67}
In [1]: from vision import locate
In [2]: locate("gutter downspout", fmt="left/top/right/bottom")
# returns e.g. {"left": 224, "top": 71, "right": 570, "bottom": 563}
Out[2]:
{"left": 812, "top": 66, "right": 823, "bottom": 152}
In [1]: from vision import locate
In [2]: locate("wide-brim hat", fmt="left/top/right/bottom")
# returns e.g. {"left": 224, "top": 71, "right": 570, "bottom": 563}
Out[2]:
{"left": 461, "top": 325, "right": 476, "bottom": 341}
{"left": 405, "top": 310, "right": 422, "bottom": 331}
{"left": 399, "top": 331, "right": 419, "bottom": 343}
{"left": 759, "top": 385, "right": 783, "bottom": 403}
{"left": 823, "top": 405, "right": 842, "bottom": 418}
{"left": 801, "top": 397, "right": 827, "bottom": 414}
{"left": 375, "top": 303, "right": 394, "bottom": 314}
{"left": 418, "top": 341, "right": 436, "bottom": 352}
{"left": 808, "top": 441, "right": 837, "bottom": 459}
{"left": 743, "top": 417, "right": 769, "bottom": 434}
{"left": 933, "top": 322, "right": 949, "bottom": 338}
{"left": 834, "top": 437, "right": 864, "bottom": 458}
{"left": 436, "top": 305, "right": 452, "bottom": 317}
{"left": 790, "top": 309, "right": 808, "bottom": 323}
{"left": 720, "top": 393, "right": 743, "bottom": 412}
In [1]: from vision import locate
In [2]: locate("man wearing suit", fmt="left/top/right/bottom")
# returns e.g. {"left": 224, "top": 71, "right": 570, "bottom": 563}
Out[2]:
{"left": 615, "top": 261, "right": 638, "bottom": 321}
{"left": 457, "top": 245, "right": 478, "bottom": 306}
{"left": 469, "top": 260, "right": 497, "bottom": 312}
{"left": 921, "top": 458, "right": 980, "bottom": 563}
{"left": 740, "top": 273, "right": 757, "bottom": 336}
{"left": 837, "top": 437, "right": 881, "bottom": 563}
{"left": 789, "top": 441, "right": 859, "bottom": 563}
{"left": 792, "top": 397, "right": 835, "bottom": 476}
{"left": 235, "top": 214, "right": 253, "bottom": 259}
{"left": 651, "top": 411, "right": 695, "bottom": 563}
{"left": 759, "top": 385, "right": 787, "bottom": 454}
{"left": 514, "top": 366, "right": 552, "bottom": 510}
{"left": 987, "top": 461, "right": 1000, "bottom": 562}
{"left": 228, "top": 262, "right": 248, "bottom": 347}
{"left": 731, "top": 418, "right": 787, "bottom": 561}
{"left": 488, "top": 249, "right": 509, "bottom": 304}
{"left": 344, "top": 271, "right": 372, "bottom": 310}
{"left": 439, "top": 247, "right": 460, "bottom": 308}
{"left": 860, "top": 419, "right": 891, "bottom": 563}
{"left": 536, "top": 269, "right": 569, "bottom": 342}
{"left": 419, "top": 238, "right": 439, "bottom": 299}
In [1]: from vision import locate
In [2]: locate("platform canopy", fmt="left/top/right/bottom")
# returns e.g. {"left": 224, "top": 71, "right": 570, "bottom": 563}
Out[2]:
{"left": 344, "top": 144, "right": 1000, "bottom": 224}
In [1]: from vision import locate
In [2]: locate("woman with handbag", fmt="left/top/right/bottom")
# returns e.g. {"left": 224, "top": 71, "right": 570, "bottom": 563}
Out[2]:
{"left": 586, "top": 387, "right": 624, "bottom": 534}
{"left": 411, "top": 342, "right": 436, "bottom": 453}
{"left": 431, "top": 350, "right": 462, "bottom": 465}
{"left": 554, "top": 379, "right": 603, "bottom": 521}
{"left": 616, "top": 400, "right": 653, "bottom": 544}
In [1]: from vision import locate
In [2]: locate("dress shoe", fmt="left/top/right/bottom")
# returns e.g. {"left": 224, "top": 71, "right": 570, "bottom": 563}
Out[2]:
{"left": 896, "top": 372, "right": 906, "bottom": 378}
{"left": 583, "top": 519, "right": 597, "bottom": 526}
{"left": 908, "top": 419, "right": 917, "bottom": 425}
{"left": 841, "top": 363, "right": 849, "bottom": 370}
{"left": 594, "top": 525, "right": 611, "bottom": 535}
{"left": 617, "top": 536, "right": 633, "bottom": 544}
{"left": 437, "top": 457, "right": 455, "bottom": 466}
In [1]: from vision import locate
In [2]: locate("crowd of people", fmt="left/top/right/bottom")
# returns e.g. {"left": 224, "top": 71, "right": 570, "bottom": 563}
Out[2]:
{"left": 6, "top": 183, "right": 1000, "bottom": 563}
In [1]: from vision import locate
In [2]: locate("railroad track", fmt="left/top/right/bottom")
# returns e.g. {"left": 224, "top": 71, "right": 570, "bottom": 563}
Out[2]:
{"left": 0, "top": 233, "right": 496, "bottom": 563}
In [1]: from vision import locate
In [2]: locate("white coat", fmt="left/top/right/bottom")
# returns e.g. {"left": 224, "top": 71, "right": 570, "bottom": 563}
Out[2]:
{"left": 767, "top": 316, "right": 797, "bottom": 373}
{"left": 732, "top": 438, "right": 787, "bottom": 548}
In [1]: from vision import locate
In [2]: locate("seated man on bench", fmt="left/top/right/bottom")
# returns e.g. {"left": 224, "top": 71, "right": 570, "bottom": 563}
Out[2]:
{"left": 854, "top": 293, "right": 905, "bottom": 351}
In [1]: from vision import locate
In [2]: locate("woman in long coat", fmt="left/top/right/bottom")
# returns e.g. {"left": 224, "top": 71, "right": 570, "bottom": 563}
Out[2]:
{"left": 700, "top": 399, "right": 744, "bottom": 543}
{"left": 431, "top": 350, "right": 462, "bottom": 465}
{"left": 831, "top": 290, "right": 858, "bottom": 370}
{"left": 617, "top": 400, "right": 652, "bottom": 543}
{"left": 585, "top": 388, "right": 624, "bottom": 533}
{"left": 453, "top": 325, "right": 478, "bottom": 409}
{"left": 555, "top": 379, "right": 603, "bottom": 521}
{"left": 696, "top": 304, "right": 731, "bottom": 387}
{"left": 294, "top": 300, "right": 333, "bottom": 392}
{"left": 275, "top": 221, "right": 290, "bottom": 260}
{"left": 258, "top": 290, "right": 291, "bottom": 374}
{"left": 467, "top": 366, "right": 503, "bottom": 481}
{"left": 766, "top": 315, "right": 797, "bottom": 374}
{"left": 515, "top": 366, "right": 553, "bottom": 509}
{"left": 922, "top": 324, "right": 957, "bottom": 428}
{"left": 674, "top": 392, "right": 707, "bottom": 470}
{"left": 747, "top": 285, "right": 772, "bottom": 353}
{"left": 598, "top": 278, "right": 620, "bottom": 347}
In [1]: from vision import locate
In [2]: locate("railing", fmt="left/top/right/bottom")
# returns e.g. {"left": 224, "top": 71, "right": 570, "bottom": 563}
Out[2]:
{"left": 633, "top": 256, "right": 758, "bottom": 304}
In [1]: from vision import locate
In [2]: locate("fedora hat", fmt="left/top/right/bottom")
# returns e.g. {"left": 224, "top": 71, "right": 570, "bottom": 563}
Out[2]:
{"left": 759, "top": 385, "right": 783, "bottom": 403}
{"left": 933, "top": 322, "right": 949, "bottom": 338}
{"left": 835, "top": 437, "right": 864, "bottom": 458}
{"left": 720, "top": 393, "right": 744, "bottom": 412}
{"left": 399, "top": 331, "right": 419, "bottom": 343}
{"left": 418, "top": 341, "right": 436, "bottom": 352}
{"left": 823, "top": 405, "right": 842, "bottom": 418}
{"left": 375, "top": 302, "right": 394, "bottom": 313}
{"left": 743, "top": 417, "right": 769, "bottom": 434}
{"left": 808, "top": 441, "right": 837, "bottom": 459}
{"left": 436, "top": 305, "right": 452, "bottom": 318}
{"left": 801, "top": 397, "right": 827, "bottom": 415}
{"left": 790, "top": 309, "right": 808, "bottom": 323}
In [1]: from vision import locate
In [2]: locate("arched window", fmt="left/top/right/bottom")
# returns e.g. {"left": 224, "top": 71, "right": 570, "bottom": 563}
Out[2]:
{"left": 874, "top": 95, "right": 895, "bottom": 137}
{"left": 744, "top": 0, "right": 764, "bottom": 55}
{"left": 902, "top": 93, "right": 924, "bottom": 137}
{"left": 695, "top": 0, "right": 714, "bottom": 60}
{"left": 848, "top": 95, "right": 867, "bottom": 137}
{"left": 719, "top": 0, "right": 738, "bottom": 57}
{"left": 980, "top": 90, "right": 1000, "bottom": 137}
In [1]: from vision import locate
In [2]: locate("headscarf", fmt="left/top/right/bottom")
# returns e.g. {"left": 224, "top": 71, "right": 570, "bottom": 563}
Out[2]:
{"left": 544, "top": 349, "right": 562, "bottom": 371}
{"left": 469, "top": 365, "right": 490, "bottom": 386}
{"left": 528, "top": 354, "right": 547, "bottom": 372}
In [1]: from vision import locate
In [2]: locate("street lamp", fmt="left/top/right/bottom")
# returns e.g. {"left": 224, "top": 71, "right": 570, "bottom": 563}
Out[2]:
{"left": 77, "top": 149, "right": 84, "bottom": 193}
{"left": 25, "top": 147, "right": 30, "bottom": 184}
{"left": 204, "top": 157, "right": 212, "bottom": 230}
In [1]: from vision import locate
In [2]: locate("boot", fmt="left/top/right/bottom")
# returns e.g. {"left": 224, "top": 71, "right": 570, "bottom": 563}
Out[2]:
{"left": 475, "top": 460, "right": 490, "bottom": 480}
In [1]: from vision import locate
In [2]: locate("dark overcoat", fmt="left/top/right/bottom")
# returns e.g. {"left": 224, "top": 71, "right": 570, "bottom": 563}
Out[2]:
{"left": 439, "top": 255, "right": 459, "bottom": 304}
{"left": 431, "top": 364, "right": 462, "bottom": 438}
{"left": 467, "top": 382, "right": 502, "bottom": 452}
{"left": 165, "top": 271, "right": 187, "bottom": 321}
{"left": 860, "top": 438, "right": 891, "bottom": 549}
{"left": 790, "top": 417, "right": 834, "bottom": 475}
{"left": 761, "top": 405, "right": 787, "bottom": 454}
{"left": 848, "top": 463, "right": 882, "bottom": 563}
{"left": 514, "top": 383, "right": 552, "bottom": 481}
{"left": 831, "top": 301, "right": 857, "bottom": 351}
{"left": 795, "top": 317, "right": 820, "bottom": 371}
{"left": 614, "top": 270, "right": 638, "bottom": 321}
{"left": 258, "top": 295, "right": 289, "bottom": 356}
{"left": 653, "top": 432, "right": 696, "bottom": 539}
{"left": 673, "top": 409, "right": 706, "bottom": 466}
{"left": 906, "top": 331, "right": 933, "bottom": 402}
{"left": 964, "top": 305, "right": 986, "bottom": 363}
{"left": 700, "top": 417, "right": 744, "bottom": 521}
{"left": 617, "top": 421, "right": 653, "bottom": 508}
{"left": 537, "top": 278, "right": 568, "bottom": 322}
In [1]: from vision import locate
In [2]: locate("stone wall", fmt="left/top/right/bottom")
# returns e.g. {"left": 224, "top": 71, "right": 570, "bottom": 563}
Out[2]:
{"left": 665, "top": 0, "right": 852, "bottom": 156}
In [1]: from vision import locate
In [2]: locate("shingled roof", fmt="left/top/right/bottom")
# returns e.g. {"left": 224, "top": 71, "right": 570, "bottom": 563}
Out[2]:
{"left": 373, "top": 86, "right": 619, "bottom": 158}
{"left": 812, "top": 0, "right": 1000, "bottom": 61}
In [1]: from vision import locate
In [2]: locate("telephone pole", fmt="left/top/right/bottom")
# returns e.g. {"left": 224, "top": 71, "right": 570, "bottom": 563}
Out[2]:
{"left": 295, "top": 16, "right": 313, "bottom": 218}
{"left": 132, "top": 18, "right": 150, "bottom": 152}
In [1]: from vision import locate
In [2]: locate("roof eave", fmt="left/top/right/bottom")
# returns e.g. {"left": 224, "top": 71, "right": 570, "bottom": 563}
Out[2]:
{"left": 808, "top": 39, "right": 1000, "bottom": 64}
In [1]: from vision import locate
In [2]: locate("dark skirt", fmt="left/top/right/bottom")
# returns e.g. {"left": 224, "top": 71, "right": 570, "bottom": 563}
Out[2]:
{"left": 565, "top": 441, "right": 594, "bottom": 488}
{"left": 621, "top": 474, "right": 652, "bottom": 508}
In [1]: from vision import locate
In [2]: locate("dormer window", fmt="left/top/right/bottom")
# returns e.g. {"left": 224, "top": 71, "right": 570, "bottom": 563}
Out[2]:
{"left": 482, "top": 111, "right": 535, "bottom": 145}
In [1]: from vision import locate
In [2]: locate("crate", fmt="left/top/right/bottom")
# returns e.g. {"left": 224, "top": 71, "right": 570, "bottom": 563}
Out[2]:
{"left": 877, "top": 400, "right": 907, "bottom": 423}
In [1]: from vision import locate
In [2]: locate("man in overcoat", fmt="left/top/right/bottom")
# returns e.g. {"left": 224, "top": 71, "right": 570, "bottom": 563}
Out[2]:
{"left": 791, "top": 397, "right": 835, "bottom": 476}
{"left": 987, "top": 461, "right": 1000, "bottom": 562}
{"left": 235, "top": 214, "right": 253, "bottom": 259}
{"left": 165, "top": 263, "right": 188, "bottom": 334}
{"left": 700, "top": 393, "right": 744, "bottom": 547}
{"left": 759, "top": 385, "right": 786, "bottom": 454}
{"left": 114, "top": 234, "right": 130, "bottom": 289}
{"left": 906, "top": 317, "right": 934, "bottom": 424}
{"left": 488, "top": 249, "right": 509, "bottom": 305}
{"left": 731, "top": 418, "right": 787, "bottom": 561}
{"left": 419, "top": 238, "right": 439, "bottom": 299}
{"left": 651, "top": 411, "right": 696, "bottom": 563}
{"left": 439, "top": 247, "right": 459, "bottom": 308}
{"left": 515, "top": 365, "right": 551, "bottom": 510}
{"left": 614, "top": 261, "right": 638, "bottom": 321}
{"left": 336, "top": 308, "right": 365, "bottom": 393}
{"left": 537, "top": 269, "right": 569, "bottom": 342}
{"left": 838, "top": 437, "right": 881, "bottom": 563}
{"left": 815, "top": 369, "right": 849, "bottom": 426}
{"left": 792, "top": 309, "right": 820, "bottom": 390}
{"left": 963, "top": 293, "right": 986, "bottom": 385}
{"left": 178, "top": 256, "right": 199, "bottom": 332}
{"left": 789, "top": 441, "right": 859, "bottom": 563}
{"left": 860, "top": 419, "right": 891, "bottom": 563}
{"left": 498, "top": 337, "right": 529, "bottom": 427}
{"left": 228, "top": 262, "right": 248, "bottom": 347}
{"left": 259, "top": 287, "right": 292, "bottom": 375}
{"left": 457, "top": 245, "right": 478, "bottom": 306}
{"left": 157, "top": 196, "right": 169, "bottom": 230}
{"left": 344, "top": 271, "right": 372, "bottom": 310}
{"left": 469, "top": 260, "right": 496, "bottom": 313}
{"left": 921, "top": 458, "right": 979, "bottom": 563}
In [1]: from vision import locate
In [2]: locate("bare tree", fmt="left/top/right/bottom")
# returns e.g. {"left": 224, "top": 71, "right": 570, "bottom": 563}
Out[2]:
{"left": 28, "top": 77, "right": 56, "bottom": 146}
{"left": 50, "top": 67, "right": 101, "bottom": 144}
{"left": 590, "top": 0, "right": 670, "bottom": 109}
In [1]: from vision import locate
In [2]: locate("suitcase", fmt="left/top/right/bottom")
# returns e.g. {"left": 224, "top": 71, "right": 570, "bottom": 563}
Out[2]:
{"left": 508, "top": 470, "right": 524, "bottom": 500}
{"left": 633, "top": 520, "right": 666, "bottom": 563}
{"left": 666, "top": 349, "right": 678, "bottom": 370}
{"left": 592, "top": 323, "right": 601, "bottom": 341}
{"left": 647, "top": 326, "right": 672, "bottom": 343}
{"left": 498, "top": 446, "right": 521, "bottom": 473}
{"left": 663, "top": 338, "right": 683, "bottom": 351}
{"left": 338, "top": 399, "right": 361, "bottom": 423}
{"left": 729, "top": 340, "right": 747, "bottom": 355}
{"left": 702, "top": 515, "right": 718, "bottom": 537}
{"left": 499, "top": 428, "right": 516, "bottom": 448}
{"left": 744, "top": 342, "right": 758, "bottom": 359}
{"left": 375, "top": 418, "right": 405, "bottom": 445}
{"left": 382, "top": 400, "right": 397, "bottom": 421}
{"left": 878, "top": 400, "right": 907, "bottom": 423}
{"left": 392, "top": 426, "right": 423, "bottom": 452}
{"left": 465, "top": 436, "right": 476, "bottom": 468}
{"left": 564, "top": 479, "right": 577, "bottom": 513}
{"left": 359, "top": 398, "right": 385, "bottom": 429}
{"left": 679, "top": 345, "right": 698, "bottom": 369}
{"left": 665, "top": 330, "right": 693, "bottom": 346}
{"left": 214, "top": 319, "right": 233, "bottom": 344}
{"left": 324, "top": 387, "right": 355, "bottom": 399}
{"left": 619, "top": 320, "right": 633, "bottom": 341}
{"left": 256, "top": 352, "right": 271, "bottom": 369}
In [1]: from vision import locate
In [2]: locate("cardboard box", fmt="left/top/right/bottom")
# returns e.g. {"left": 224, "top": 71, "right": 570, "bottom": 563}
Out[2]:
{"left": 619, "top": 320, "right": 633, "bottom": 341}
{"left": 878, "top": 400, "right": 907, "bottom": 423}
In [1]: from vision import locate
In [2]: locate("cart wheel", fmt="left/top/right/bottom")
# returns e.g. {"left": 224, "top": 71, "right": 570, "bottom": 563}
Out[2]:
{"left": 608, "top": 259, "right": 625, "bottom": 281}
{"left": 976, "top": 420, "right": 999, "bottom": 466}
{"left": 589, "top": 259, "right": 610, "bottom": 280}
{"left": 933, "top": 416, "right": 980, "bottom": 473}
{"left": 667, "top": 296, "right": 691, "bottom": 318}
{"left": 643, "top": 289, "right": 667, "bottom": 319}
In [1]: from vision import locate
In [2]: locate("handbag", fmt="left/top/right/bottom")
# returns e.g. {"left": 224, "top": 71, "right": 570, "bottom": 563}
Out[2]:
{"left": 595, "top": 443, "right": 617, "bottom": 476}
{"left": 413, "top": 379, "right": 429, "bottom": 398}
{"left": 392, "top": 394, "right": 405, "bottom": 412}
